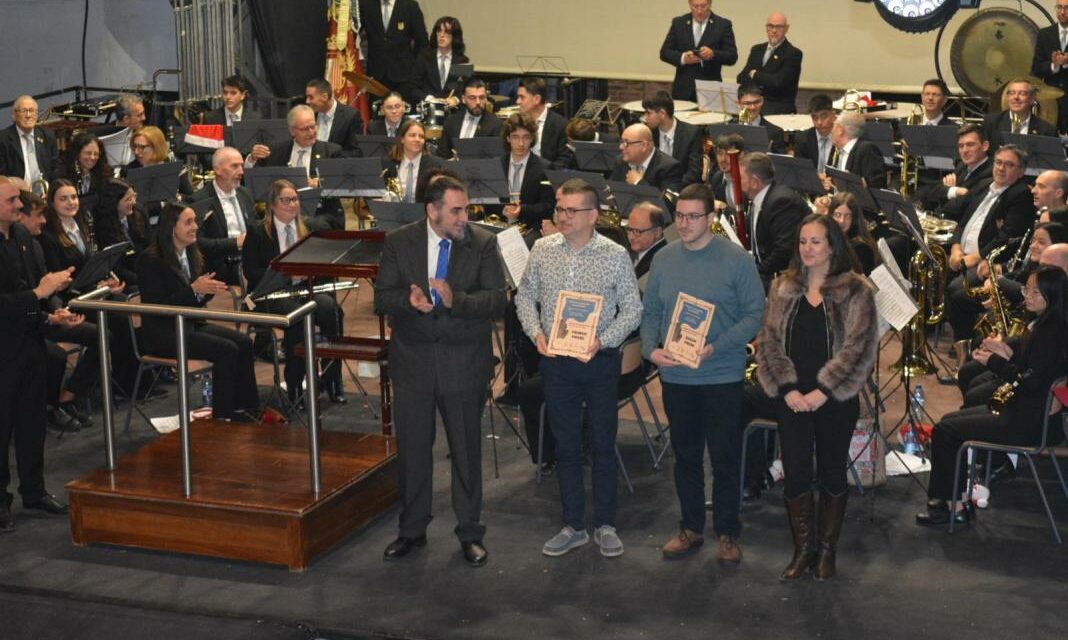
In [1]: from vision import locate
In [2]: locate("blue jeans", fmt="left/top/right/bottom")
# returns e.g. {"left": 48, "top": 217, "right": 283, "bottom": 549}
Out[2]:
{"left": 540, "top": 350, "right": 621, "bottom": 530}
{"left": 662, "top": 381, "right": 744, "bottom": 538}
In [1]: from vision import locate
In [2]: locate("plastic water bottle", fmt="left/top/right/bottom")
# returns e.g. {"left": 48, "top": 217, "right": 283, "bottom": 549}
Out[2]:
{"left": 902, "top": 385, "right": 924, "bottom": 455}
{"left": 202, "top": 376, "right": 213, "bottom": 408}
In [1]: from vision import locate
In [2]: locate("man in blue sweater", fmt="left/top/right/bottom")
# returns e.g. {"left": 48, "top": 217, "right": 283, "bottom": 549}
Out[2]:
{"left": 640, "top": 183, "right": 765, "bottom": 566}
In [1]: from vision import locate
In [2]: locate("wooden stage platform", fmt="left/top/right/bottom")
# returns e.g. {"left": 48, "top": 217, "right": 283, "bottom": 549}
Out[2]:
{"left": 65, "top": 421, "right": 398, "bottom": 570}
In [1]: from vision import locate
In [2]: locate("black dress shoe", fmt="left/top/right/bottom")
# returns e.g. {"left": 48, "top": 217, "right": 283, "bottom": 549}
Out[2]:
{"left": 23, "top": 494, "right": 68, "bottom": 516}
{"left": 461, "top": 540, "right": 488, "bottom": 567}
{"left": 989, "top": 461, "right": 1017, "bottom": 486}
{"left": 327, "top": 386, "right": 347, "bottom": 404}
{"left": 741, "top": 483, "right": 763, "bottom": 505}
{"left": 59, "top": 401, "right": 93, "bottom": 427}
{"left": 47, "top": 407, "right": 82, "bottom": 433}
{"left": 0, "top": 504, "right": 14, "bottom": 533}
{"left": 383, "top": 535, "right": 426, "bottom": 560}
{"left": 915, "top": 503, "right": 971, "bottom": 527}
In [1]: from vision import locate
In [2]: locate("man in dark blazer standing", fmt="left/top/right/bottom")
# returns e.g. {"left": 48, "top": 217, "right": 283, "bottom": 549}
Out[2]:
{"left": 643, "top": 91, "right": 704, "bottom": 186}
{"left": 829, "top": 111, "right": 887, "bottom": 190}
{"left": 735, "top": 12, "right": 802, "bottom": 115}
{"left": 659, "top": 0, "right": 738, "bottom": 101}
{"left": 360, "top": 0, "right": 428, "bottom": 103}
{"left": 738, "top": 153, "right": 808, "bottom": 288}
{"left": 436, "top": 78, "right": 503, "bottom": 159}
{"left": 306, "top": 78, "right": 364, "bottom": 154}
{"left": 983, "top": 78, "right": 1059, "bottom": 151}
{"left": 610, "top": 124, "right": 684, "bottom": 195}
{"left": 516, "top": 77, "right": 569, "bottom": 168}
{"left": 189, "top": 147, "right": 257, "bottom": 285}
{"left": 1031, "top": 5, "right": 1068, "bottom": 133}
{"left": 246, "top": 105, "right": 346, "bottom": 230}
{"left": 0, "top": 96, "right": 59, "bottom": 186}
{"left": 374, "top": 175, "right": 507, "bottom": 566}
{"left": 0, "top": 176, "right": 73, "bottom": 532}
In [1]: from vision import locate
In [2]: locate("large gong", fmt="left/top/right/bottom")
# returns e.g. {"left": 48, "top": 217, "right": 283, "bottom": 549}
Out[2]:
{"left": 949, "top": 7, "right": 1040, "bottom": 97}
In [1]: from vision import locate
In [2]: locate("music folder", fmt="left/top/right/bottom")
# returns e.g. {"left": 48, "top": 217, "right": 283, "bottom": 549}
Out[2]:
{"left": 1000, "top": 132, "right": 1068, "bottom": 176}
{"left": 769, "top": 153, "right": 826, "bottom": 196}
{"left": 824, "top": 166, "right": 879, "bottom": 212}
{"left": 572, "top": 141, "right": 621, "bottom": 173}
{"left": 863, "top": 121, "right": 896, "bottom": 162}
{"left": 189, "top": 198, "right": 215, "bottom": 225}
{"left": 872, "top": 188, "right": 936, "bottom": 263}
{"left": 125, "top": 162, "right": 182, "bottom": 203}
{"left": 456, "top": 158, "right": 509, "bottom": 203}
{"left": 454, "top": 137, "right": 504, "bottom": 159}
{"left": 98, "top": 128, "right": 132, "bottom": 166}
{"left": 297, "top": 187, "right": 322, "bottom": 218}
{"left": 244, "top": 167, "right": 308, "bottom": 202}
{"left": 898, "top": 124, "right": 958, "bottom": 171}
{"left": 606, "top": 181, "right": 667, "bottom": 220}
{"left": 71, "top": 241, "right": 131, "bottom": 292}
{"left": 449, "top": 63, "right": 474, "bottom": 80}
{"left": 706, "top": 124, "right": 770, "bottom": 153}
{"left": 231, "top": 119, "right": 290, "bottom": 155}
{"left": 245, "top": 268, "right": 290, "bottom": 308}
{"left": 367, "top": 200, "right": 425, "bottom": 231}
{"left": 317, "top": 157, "right": 386, "bottom": 197}
{"left": 354, "top": 135, "right": 395, "bottom": 158}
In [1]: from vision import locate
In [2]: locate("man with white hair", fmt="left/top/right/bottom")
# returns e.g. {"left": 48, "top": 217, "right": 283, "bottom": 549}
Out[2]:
{"left": 189, "top": 147, "right": 257, "bottom": 285}
{"left": 0, "top": 96, "right": 59, "bottom": 187}
{"left": 828, "top": 111, "right": 886, "bottom": 190}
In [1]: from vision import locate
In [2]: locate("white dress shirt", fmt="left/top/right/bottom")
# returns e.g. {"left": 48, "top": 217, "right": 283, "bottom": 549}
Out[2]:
{"left": 960, "top": 184, "right": 1006, "bottom": 255}
{"left": 459, "top": 112, "right": 480, "bottom": 139}
{"left": 19, "top": 128, "right": 41, "bottom": 183}
{"left": 532, "top": 109, "right": 548, "bottom": 156}
{"left": 426, "top": 223, "right": 448, "bottom": 285}
{"left": 400, "top": 154, "right": 422, "bottom": 202}
{"left": 216, "top": 186, "right": 246, "bottom": 237}
{"left": 837, "top": 138, "right": 858, "bottom": 171}
{"left": 659, "top": 120, "right": 676, "bottom": 156}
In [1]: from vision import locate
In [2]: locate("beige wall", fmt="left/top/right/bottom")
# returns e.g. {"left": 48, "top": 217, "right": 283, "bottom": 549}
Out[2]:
{"left": 412, "top": 1, "right": 1053, "bottom": 93}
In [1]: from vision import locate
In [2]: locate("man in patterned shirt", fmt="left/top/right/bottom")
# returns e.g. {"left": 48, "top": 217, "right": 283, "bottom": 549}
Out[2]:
{"left": 516, "top": 178, "right": 643, "bottom": 558}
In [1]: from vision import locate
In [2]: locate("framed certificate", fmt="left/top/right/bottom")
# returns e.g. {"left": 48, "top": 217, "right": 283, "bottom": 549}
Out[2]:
{"left": 548, "top": 291, "right": 603, "bottom": 362}
{"left": 666, "top": 292, "right": 716, "bottom": 369}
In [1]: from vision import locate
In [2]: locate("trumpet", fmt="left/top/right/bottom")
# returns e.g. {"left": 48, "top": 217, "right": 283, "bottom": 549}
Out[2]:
{"left": 899, "top": 104, "right": 924, "bottom": 197}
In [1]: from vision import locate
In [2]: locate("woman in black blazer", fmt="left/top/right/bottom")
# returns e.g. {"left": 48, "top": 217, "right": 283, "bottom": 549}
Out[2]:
{"left": 416, "top": 16, "right": 469, "bottom": 107}
{"left": 380, "top": 120, "right": 443, "bottom": 203}
{"left": 59, "top": 131, "right": 113, "bottom": 231}
{"left": 93, "top": 178, "right": 148, "bottom": 287}
{"left": 491, "top": 113, "right": 554, "bottom": 230}
{"left": 136, "top": 202, "right": 259, "bottom": 421}
{"left": 242, "top": 180, "right": 344, "bottom": 407}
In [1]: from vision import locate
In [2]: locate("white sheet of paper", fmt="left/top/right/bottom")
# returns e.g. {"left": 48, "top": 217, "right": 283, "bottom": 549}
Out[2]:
{"left": 870, "top": 265, "right": 918, "bottom": 332}
{"left": 497, "top": 225, "right": 530, "bottom": 288}
{"left": 99, "top": 128, "right": 132, "bottom": 166}
{"left": 717, "top": 214, "right": 743, "bottom": 248}
{"left": 876, "top": 238, "right": 909, "bottom": 291}
{"left": 922, "top": 156, "right": 954, "bottom": 171}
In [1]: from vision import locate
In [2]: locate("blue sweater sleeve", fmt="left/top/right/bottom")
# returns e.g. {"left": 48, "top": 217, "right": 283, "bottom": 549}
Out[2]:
{"left": 710, "top": 255, "right": 765, "bottom": 354}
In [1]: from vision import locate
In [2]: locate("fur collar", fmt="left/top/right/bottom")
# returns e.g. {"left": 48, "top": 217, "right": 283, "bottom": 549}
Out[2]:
{"left": 774, "top": 270, "right": 863, "bottom": 305}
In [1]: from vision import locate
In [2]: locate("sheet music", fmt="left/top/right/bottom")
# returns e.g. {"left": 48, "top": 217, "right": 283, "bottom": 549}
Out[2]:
{"left": 695, "top": 80, "right": 740, "bottom": 114}
{"left": 870, "top": 265, "right": 918, "bottom": 333}
{"left": 99, "top": 128, "right": 132, "bottom": 166}
{"left": 876, "top": 238, "right": 909, "bottom": 291}
{"left": 496, "top": 226, "right": 529, "bottom": 288}
{"left": 717, "top": 214, "right": 743, "bottom": 248}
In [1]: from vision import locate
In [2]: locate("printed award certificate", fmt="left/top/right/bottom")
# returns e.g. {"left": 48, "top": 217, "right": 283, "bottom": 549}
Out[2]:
{"left": 666, "top": 292, "right": 715, "bottom": 369}
{"left": 547, "top": 291, "right": 603, "bottom": 361}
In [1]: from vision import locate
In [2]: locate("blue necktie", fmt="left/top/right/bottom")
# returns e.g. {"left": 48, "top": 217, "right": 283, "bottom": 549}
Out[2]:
{"left": 432, "top": 238, "right": 450, "bottom": 306}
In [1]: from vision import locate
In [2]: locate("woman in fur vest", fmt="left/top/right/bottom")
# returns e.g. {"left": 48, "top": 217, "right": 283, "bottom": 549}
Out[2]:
{"left": 755, "top": 213, "right": 879, "bottom": 581}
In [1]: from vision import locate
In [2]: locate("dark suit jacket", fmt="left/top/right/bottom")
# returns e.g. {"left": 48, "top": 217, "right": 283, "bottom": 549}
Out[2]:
{"left": 135, "top": 250, "right": 210, "bottom": 354}
{"left": 380, "top": 152, "right": 444, "bottom": 199}
{"left": 951, "top": 179, "right": 1035, "bottom": 257}
{"left": 752, "top": 182, "right": 808, "bottom": 284}
{"left": 839, "top": 139, "right": 887, "bottom": 190}
{"left": 202, "top": 106, "right": 259, "bottom": 126}
{"left": 735, "top": 39, "right": 802, "bottom": 114}
{"left": 634, "top": 237, "right": 668, "bottom": 280}
{"left": 915, "top": 156, "right": 992, "bottom": 221}
{"left": 537, "top": 109, "right": 569, "bottom": 168}
{"left": 188, "top": 182, "right": 258, "bottom": 284}
{"left": 258, "top": 139, "right": 345, "bottom": 230}
{"left": 0, "top": 224, "right": 47, "bottom": 352}
{"left": 38, "top": 226, "right": 92, "bottom": 301}
{"left": 1031, "top": 24, "right": 1068, "bottom": 126}
{"left": 373, "top": 219, "right": 507, "bottom": 391}
{"left": 484, "top": 154, "right": 554, "bottom": 228}
{"left": 415, "top": 49, "right": 470, "bottom": 100}
{"left": 240, "top": 222, "right": 281, "bottom": 293}
{"left": 652, "top": 119, "right": 703, "bottom": 186}
{"left": 708, "top": 169, "right": 731, "bottom": 203}
{"left": 436, "top": 111, "right": 503, "bottom": 159}
{"left": 0, "top": 124, "right": 59, "bottom": 183}
{"left": 609, "top": 149, "right": 684, "bottom": 194}
{"left": 360, "top": 0, "right": 428, "bottom": 94}
{"left": 659, "top": 12, "right": 738, "bottom": 100}
{"left": 320, "top": 102, "right": 364, "bottom": 153}
{"left": 983, "top": 110, "right": 1059, "bottom": 151}
{"left": 793, "top": 127, "right": 833, "bottom": 171}
{"left": 368, "top": 118, "right": 403, "bottom": 137}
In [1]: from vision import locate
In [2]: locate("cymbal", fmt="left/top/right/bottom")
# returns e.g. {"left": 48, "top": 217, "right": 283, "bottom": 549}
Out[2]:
{"left": 342, "top": 71, "right": 390, "bottom": 97}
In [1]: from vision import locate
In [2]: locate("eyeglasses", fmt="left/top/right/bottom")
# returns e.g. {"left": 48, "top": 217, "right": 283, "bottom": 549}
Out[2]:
{"left": 993, "top": 159, "right": 1019, "bottom": 169}
{"left": 675, "top": 212, "right": 710, "bottom": 223}
{"left": 554, "top": 206, "right": 596, "bottom": 218}
{"left": 131, "top": 143, "right": 152, "bottom": 152}
{"left": 277, "top": 196, "right": 300, "bottom": 205}
{"left": 626, "top": 226, "right": 655, "bottom": 236}
{"left": 293, "top": 125, "right": 317, "bottom": 133}
{"left": 765, "top": 23, "right": 787, "bottom": 30}
{"left": 619, "top": 139, "right": 647, "bottom": 148}
{"left": 13, "top": 108, "right": 37, "bottom": 115}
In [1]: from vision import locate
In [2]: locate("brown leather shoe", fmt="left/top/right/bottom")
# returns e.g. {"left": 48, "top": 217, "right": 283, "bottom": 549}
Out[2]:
{"left": 717, "top": 534, "right": 742, "bottom": 567}
{"left": 661, "top": 528, "right": 704, "bottom": 558}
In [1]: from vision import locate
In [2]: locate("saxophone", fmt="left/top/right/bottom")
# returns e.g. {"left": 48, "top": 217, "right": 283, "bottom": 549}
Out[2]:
{"left": 966, "top": 245, "right": 1028, "bottom": 340}
{"left": 989, "top": 369, "right": 1033, "bottom": 415}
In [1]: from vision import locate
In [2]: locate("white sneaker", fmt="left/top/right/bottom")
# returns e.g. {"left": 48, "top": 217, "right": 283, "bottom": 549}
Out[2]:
{"left": 593, "top": 525, "right": 624, "bottom": 558}
{"left": 542, "top": 526, "right": 590, "bottom": 557}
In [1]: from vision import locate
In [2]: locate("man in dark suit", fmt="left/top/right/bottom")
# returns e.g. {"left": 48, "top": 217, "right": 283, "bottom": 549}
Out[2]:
{"left": 916, "top": 78, "right": 957, "bottom": 127}
{"left": 915, "top": 123, "right": 992, "bottom": 220}
{"left": 203, "top": 75, "right": 258, "bottom": 127}
{"left": 739, "top": 152, "right": 808, "bottom": 288}
{"left": 1031, "top": 4, "right": 1068, "bottom": 133}
{"left": 732, "top": 84, "right": 787, "bottom": 153}
{"left": 792, "top": 94, "right": 836, "bottom": 174}
{"left": 0, "top": 96, "right": 59, "bottom": 186}
{"left": 643, "top": 90, "right": 703, "bottom": 186}
{"left": 628, "top": 202, "right": 668, "bottom": 281}
{"left": 610, "top": 124, "right": 684, "bottom": 195}
{"left": 359, "top": 0, "right": 428, "bottom": 103}
{"left": 436, "top": 78, "right": 503, "bottom": 159}
{"left": 735, "top": 12, "right": 802, "bottom": 115}
{"left": 828, "top": 111, "right": 887, "bottom": 190}
{"left": 708, "top": 132, "right": 746, "bottom": 210}
{"left": 189, "top": 147, "right": 257, "bottom": 285}
{"left": 306, "top": 78, "right": 364, "bottom": 154}
{"left": 368, "top": 92, "right": 408, "bottom": 137}
{"left": 246, "top": 105, "right": 346, "bottom": 230}
{"left": 983, "top": 78, "right": 1059, "bottom": 151}
{"left": 374, "top": 175, "right": 507, "bottom": 566}
{"left": 659, "top": 0, "right": 738, "bottom": 101}
{"left": 0, "top": 176, "right": 74, "bottom": 532}
{"left": 516, "top": 77, "right": 568, "bottom": 168}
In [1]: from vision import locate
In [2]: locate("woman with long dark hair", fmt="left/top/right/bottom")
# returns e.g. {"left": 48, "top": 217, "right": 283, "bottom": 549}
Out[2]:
{"left": 755, "top": 213, "right": 879, "bottom": 581}
{"left": 92, "top": 178, "right": 148, "bottom": 286}
{"left": 826, "top": 192, "right": 879, "bottom": 275}
{"left": 136, "top": 202, "right": 259, "bottom": 421}
{"left": 60, "top": 131, "right": 113, "bottom": 227}
{"left": 416, "top": 16, "right": 469, "bottom": 107}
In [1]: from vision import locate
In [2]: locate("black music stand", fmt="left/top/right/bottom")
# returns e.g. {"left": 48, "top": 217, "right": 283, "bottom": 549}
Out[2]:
{"left": 572, "top": 141, "right": 621, "bottom": 173}
{"left": 706, "top": 123, "right": 770, "bottom": 152}
{"left": 872, "top": 188, "right": 935, "bottom": 256}
{"left": 276, "top": 233, "right": 383, "bottom": 269}
{"left": 126, "top": 162, "right": 181, "bottom": 203}
{"left": 456, "top": 158, "right": 510, "bottom": 203}
{"left": 898, "top": 124, "right": 958, "bottom": 172}
{"left": 449, "top": 63, "right": 474, "bottom": 81}
{"left": 317, "top": 157, "right": 386, "bottom": 197}
{"left": 244, "top": 167, "right": 308, "bottom": 202}
{"left": 354, "top": 135, "right": 395, "bottom": 158}
{"left": 1001, "top": 132, "right": 1068, "bottom": 176}
{"left": 825, "top": 166, "right": 879, "bottom": 212}
{"left": 863, "top": 121, "right": 896, "bottom": 162}
{"left": 298, "top": 188, "right": 322, "bottom": 218}
{"left": 545, "top": 169, "right": 611, "bottom": 205}
{"left": 231, "top": 119, "right": 290, "bottom": 155}
{"left": 71, "top": 241, "right": 131, "bottom": 292}
{"left": 769, "top": 153, "right": 826, "bottom": 196}
{"left": 454, "top": 137, "right": 504, "bottom": 159}
{"left": 189, "top": 198, "right": 216, "bottom": 226}
{"left": 367, "top": 200, "right": 426, "bottom": 230}
{"left": 606, "top": 181, "right": 668, "bottom": 220}
{"left": 246, "top": 268, "right": 290, "bottom": 305}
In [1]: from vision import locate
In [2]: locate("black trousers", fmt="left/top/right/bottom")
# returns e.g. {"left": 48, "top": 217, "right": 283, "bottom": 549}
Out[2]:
{"left": 777, "top": 396, "right": 859, "bottom": 499}
{"left": 261, "top": 294, "right": 342, "bottom": 396}
{"left": 957, "top": 360, "right": 1001, "bottom": 408}
{"left": 45, "top": 322, "right": 100, "bottom": 398}
{"left": 0, "top": 337, "right": 48, "bottom": 508}
{"left": 946, "top": 268, "right": 984, "bottom": 342}
{"left": 44, "top": 340, "right": 67, "bottom": 407}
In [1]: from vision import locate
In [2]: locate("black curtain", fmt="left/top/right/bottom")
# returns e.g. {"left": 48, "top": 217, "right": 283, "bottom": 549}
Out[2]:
{"left": 249, "top": 0, "right": 329, "bottom": 99}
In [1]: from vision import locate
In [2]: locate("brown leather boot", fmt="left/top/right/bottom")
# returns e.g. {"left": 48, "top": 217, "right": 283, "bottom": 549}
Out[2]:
{"left": 780, "top": 491, "right": 817, "bottom": 581}
{"left": 814, "top": 489, "right": 848, "bottom": 581}
{"left": 661, "top": 528, "right": 704, "bottom": 558}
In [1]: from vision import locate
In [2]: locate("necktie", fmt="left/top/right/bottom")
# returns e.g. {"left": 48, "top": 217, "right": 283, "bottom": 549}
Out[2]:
{"left": 431, "top": 238, "right": 450, "bottom": 306}
{"left": 817, "top": 137, "right": 829, "bottom": 174}
{"left": 662, "top": 135, "right": 673, "bottom": 156}
{"left": 382, "top": 0, "right": 392, "bottom": 27}
{"left": 68, "top": 227, "right": 85, "bottom": 254}
{"left": 120, "top": 216, "right": 132, "bottom": 243}
{"left": 724, "top": 175, "right": 735, "bottom": 209}
{"left": 693, "top": 20, "right": 704, "bottom": 46}
{"left": 403, "top": 161, "right": 415, "bottom": 202}
{"left": 1061, "top": 28, "right": 1067, "bottom": 51}
{"left": 762, "top": 45, "right": 774, "bottom": 66}
{"left": 296, "top": 149, "right": 307, "bottom": 172}
{"left": 229, "top": 194, "right": 246, "bottom": 234}
{"left": 317, "top": 113, "right": 330, "bottom": 141}
{"left": 747, "top": 201, "right": 759, "bottom": 261}
{"left": 961, "top": 188, "right": 999, "bottom": 253}
{"left": 388, "top": 125, "right": 397, "bottom": 137}
{"left": 511, "top": 162, "right": 523, "bottom": 194}
{"left": 179, "top": 253, "right": 192, "bottom": 281}
{"left": 1012, "top": 118, "right": 1024, "bottom": 134}
{"left": 284, "top": 224, "right": 295, "bottom": 250}
{"left": 22, "top": 133, "right": 40, "bottom": 183}
{"left": 439, "top": 55, "right": 448, "bottom": 90}
{"left": 229, "top": 111, "right": 240, "bottom": 126}
{"left": 461, "top": 116, "right": 475, "bottom": 139}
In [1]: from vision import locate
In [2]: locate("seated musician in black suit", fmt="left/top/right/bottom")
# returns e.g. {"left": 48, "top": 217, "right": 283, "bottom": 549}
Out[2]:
{"left": 609, "top": 123, "right": 684, "bottom": 195}
{"left": 732, "top": 84, "right": 787, "bottom": 154}
{"left": 305, "top": 78, "right": 364, "bottom": 155}
{"left": 92, "top": 178, "right": 148, "bottom": 287}
{"left": 916, "top": 78, "right": 957, "bottom": 126}
{"left": 739, "top": 152, "right": 809, "bottom": 289}
{"left": 242, "top": 180, "right": 345, "bottom": 407}
{"left": 793, "top": 94, "right": 836, "bottom": 174}
{"left": 381, "top": 120, "right": 444, "bottom": 202}
{"left": 188, "top": 147, "right": 258, "bottom": 286}
{"left": 643, "top": 90, "right": 703, "bottom": 186}
{"left": 914, "top": 123, "right": 992, "bottom": 221}
{"left": 416, "top": 16, "right": 468, "bottom": 110}
{"left": 490, "top": 113, "right": 554, "bottom": 230}
{"left": 983, "top": 77, "right": 1059, "bottom": 151}
{"left": 628, "top": 201, "right": 668, "bottom": 281}
{"left": 58, "top": 131, "right": 113, "bottom": 226}
{"left": 0, "top": 96, "right": 60, "bottom": 186}
{"left": 436, "top": 78, "right": 502, "bottom": 159}
{"left": 826, "top": 111, "right": 886, "bottom": 190}
{"left": 515, "top": 77, "right": 568, "bottom": 168}
{"left": 735, "top": 12, "right": 802, "bottom": 115}
{"left": 137, "top": 202, "right": 260, "bottom": 421}
{"left": 708, "top": 133, "right": 746, "bottom": 211}
{"left": 368, "top": 92, "right": 409, "bottom": 137}
{"left": 203, "top": 75, "right": 257, "bottom": 126}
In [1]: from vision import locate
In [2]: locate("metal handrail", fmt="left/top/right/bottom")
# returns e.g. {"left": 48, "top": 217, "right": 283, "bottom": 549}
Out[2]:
{"left": 70, "top": 287, "right": 324, "bottom": 497}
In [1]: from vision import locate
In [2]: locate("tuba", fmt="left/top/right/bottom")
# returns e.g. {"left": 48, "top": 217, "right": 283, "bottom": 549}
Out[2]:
{"left": 893, "top": 242, "right": 948, "bottom": 376}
